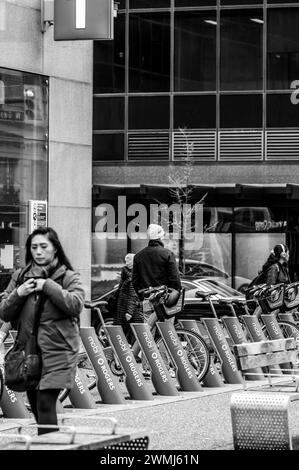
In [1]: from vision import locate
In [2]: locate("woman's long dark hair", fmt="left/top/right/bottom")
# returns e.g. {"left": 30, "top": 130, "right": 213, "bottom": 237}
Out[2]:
{"left": 25, "top": 226, "right": 74, "bottom": 270}
{"left": 262, "top": 243, "right": 288, "bottom": 273}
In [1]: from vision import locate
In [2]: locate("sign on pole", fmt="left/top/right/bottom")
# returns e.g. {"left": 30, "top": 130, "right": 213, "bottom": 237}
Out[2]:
{"left": 178, "top": 320, "right": 224, "bottom": 387}
{"left": 80, "top": 327, "right": 125, "bottom": 404}
{"left": 130, "top": 323, "right": 179, "bottom": 397}
{"left": 105, "top": 325, "right": 153, "bottom": 401}
{"left": 28, "top": 200, "right": 47, "bottom": 234}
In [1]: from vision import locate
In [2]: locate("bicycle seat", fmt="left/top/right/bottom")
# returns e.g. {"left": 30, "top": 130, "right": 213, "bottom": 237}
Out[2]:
{"left": 84, "top": 300, "right": 108, "bottom": 309}
{"left": 195, "top": 290, "right": 218, "bottom": 300}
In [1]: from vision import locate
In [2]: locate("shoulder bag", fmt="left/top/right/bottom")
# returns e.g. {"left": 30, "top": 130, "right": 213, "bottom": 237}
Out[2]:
{"left": 4, "top": 295, "right": 45, "bottom": 392}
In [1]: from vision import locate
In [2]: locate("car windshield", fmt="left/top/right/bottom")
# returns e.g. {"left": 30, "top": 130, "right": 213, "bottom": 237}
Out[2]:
{"left": 199, "top": 279, "right": 242, "bottom": 297}
{"left": 184, "top": 278, "right": 244, "bottom": 300}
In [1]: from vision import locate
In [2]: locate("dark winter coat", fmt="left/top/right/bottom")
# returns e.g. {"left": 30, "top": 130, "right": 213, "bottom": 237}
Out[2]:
{"left": 266, "top": 262, "right": 290, "bottom": 286}
{"left": 0, "top": 264, "right": 85, "bottom": 390}
{"left": 114, "top": 266, "right": 140, "bottom": 326}
{"left": 132, "top": 240, "right": 181, "bottom": 298}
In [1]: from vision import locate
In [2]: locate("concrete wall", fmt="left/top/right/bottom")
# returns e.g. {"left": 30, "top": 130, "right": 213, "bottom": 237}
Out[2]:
{"left": 93, "top": 163, "right": 299, "bottom": 186}
{"left": 1, "top": 1, "right": 93, "bottom": 324}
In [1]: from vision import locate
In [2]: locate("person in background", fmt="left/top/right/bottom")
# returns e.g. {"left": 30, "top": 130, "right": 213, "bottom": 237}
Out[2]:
{"left": 113, "top": 253, "right": 142, "bottom": 344}
{"left": 0, "top": 227, "right": 85, "bottom": 434}
{"left": 132, "top": 224, "right": 181, "bottom": 320}
{"left": 263, "top": 243, "right": 291, "bottom": 285}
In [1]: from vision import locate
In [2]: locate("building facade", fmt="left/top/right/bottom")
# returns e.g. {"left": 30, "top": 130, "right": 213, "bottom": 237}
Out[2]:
{"left": 92, "top": 0, "right": 299, "bottom": 297}
{"left": 0, "top": 1, "right": 93, "bottom": 323}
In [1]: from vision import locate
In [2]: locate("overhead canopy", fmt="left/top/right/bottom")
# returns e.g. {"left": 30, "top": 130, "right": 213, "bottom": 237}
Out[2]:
{"left": 92, "top": 183, "right": 299, "bottom": 206}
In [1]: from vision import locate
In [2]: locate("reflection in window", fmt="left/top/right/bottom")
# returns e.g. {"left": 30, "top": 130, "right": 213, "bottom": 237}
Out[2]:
{"left": 93, "top": 16, "right": 125, "bottom": 93}
{"left": 0, "top": 69, "right": 48, "bottom": 290}
{"left": 129, "top": 13, "right": 170, "bottom": 92}
{"left": 203, "top": 207, "right": 233, "bottom": 232}
{"left": 234, "top": 207, "right": 287, "bottom": 233}
{"left": 267, "top": 8, "right": 299, "bottom": 90}
{"left": 174, "top": 11, "right": 216, "bottom": 91}
{"left": 91, "top": 233, "right": 127, "bottom": 298}
{"left": 187, "top": 233, "right": 232, "bottom": 282}
{"left": 286, "top": 208, "right": 299, "bottom": 282}
{"left": 220, "top": 10, "right": 263, "bottom": 90}
{"left": 235, "top": 233, "right": 284, "bottom": 281}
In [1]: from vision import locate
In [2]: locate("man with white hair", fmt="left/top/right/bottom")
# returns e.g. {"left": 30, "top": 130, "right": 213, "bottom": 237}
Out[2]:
{"left": 132, "top": 223, "right": 181, "bottom": 300}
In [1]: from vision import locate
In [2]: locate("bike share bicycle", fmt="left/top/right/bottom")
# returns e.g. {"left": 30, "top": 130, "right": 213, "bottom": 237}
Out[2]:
{"left": 245, "top": 282, "right": 299, "bottom": 342}
{"left": 84, "top": 285, "right": 211, "bottom": 391}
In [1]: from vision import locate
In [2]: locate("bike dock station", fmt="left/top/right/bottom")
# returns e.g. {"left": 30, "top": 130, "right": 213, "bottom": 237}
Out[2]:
{"left": 2, "top": 281, "right": 299, "bottom": 450}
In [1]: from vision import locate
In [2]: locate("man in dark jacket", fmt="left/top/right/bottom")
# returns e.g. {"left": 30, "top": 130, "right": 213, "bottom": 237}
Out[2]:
{"left": 132, "top": 224, "right": 181, "bottom": 298}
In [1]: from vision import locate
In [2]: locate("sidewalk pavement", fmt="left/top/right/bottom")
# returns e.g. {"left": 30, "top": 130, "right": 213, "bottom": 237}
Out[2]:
{"left": 1, "top": 379, "right": 299, "bottom": 451}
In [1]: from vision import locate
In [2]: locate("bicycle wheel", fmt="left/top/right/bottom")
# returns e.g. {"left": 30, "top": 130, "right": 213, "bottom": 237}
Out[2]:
{"left": 262, "top": 320, "right": 299, "bottom": 345}
{"left": 154, "top": 328, "right": 210, "bottom": 383}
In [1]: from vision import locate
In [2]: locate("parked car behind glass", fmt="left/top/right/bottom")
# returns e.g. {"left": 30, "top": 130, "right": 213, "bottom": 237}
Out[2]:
{"left": 90, "top": 277, "right": 246, "bottom": 341}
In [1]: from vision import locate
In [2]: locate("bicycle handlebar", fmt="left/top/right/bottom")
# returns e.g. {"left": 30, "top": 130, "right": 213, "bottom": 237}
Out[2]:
{"left": 138, "top": 285, "right": 168, "bottom": 296}
{"left": 84, "top": 300, "right": 108, "bottom": 309}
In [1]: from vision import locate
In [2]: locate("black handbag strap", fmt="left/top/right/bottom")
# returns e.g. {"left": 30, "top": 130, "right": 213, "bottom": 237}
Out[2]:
{"left": 32, "top": 293, "right": 46, "bottom": 336}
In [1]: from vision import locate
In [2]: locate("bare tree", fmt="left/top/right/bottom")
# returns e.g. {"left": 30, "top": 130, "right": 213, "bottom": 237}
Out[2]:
{"left": 168, "top": 127, "right": 207, "bottom": 275}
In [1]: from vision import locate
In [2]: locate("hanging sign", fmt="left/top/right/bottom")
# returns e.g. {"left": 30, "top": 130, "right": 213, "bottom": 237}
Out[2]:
{"left": 28, "top": 200, "right": 47, "bottom": 234}
{"left": 54, "top": 0, "right": 114, "bottom": 41}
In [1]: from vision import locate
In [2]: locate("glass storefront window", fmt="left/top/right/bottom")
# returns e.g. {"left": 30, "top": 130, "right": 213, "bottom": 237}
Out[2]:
{"left": 0, "top": 69, "right": 48, "bottom": 291}
{"left": 220, "top": 94, "right": 262, "bottom": 128}
{"left": 220, "top": 10, "right": 263, "bottom": 91}
{"left": 266, "top": 93, "right": 299, "bottom": 127}
{"left": 93, "top": 134, "right": 124, "bottom": 161}
{"left": 93, "top": 97, "right": 125, "bottom": 130}
{"left": 203, "top": 207, "right": 233, "bottom": 232}
{"left": 174, "top": 11, "right": 216, "bottom": 92}
{"left": 174, "top": 95, "right": 216, "bottom": 129}
{"left": 187, "top": 232, "right": 232, "bottom": 283}
{"left": 286, "top": 208, "right": 299, "bottom": 282}
{"left": 235, "top": 233, "right": 285, "bottom": 282}
{"left": 267, "top": 8, "right": 299, "bottom": 90}
{"left": 129, "top": 12, "right": 170, "bottom": 92}
{"left": 234, "top": 207, "right": 287, "bottom": 233}
{"left": 93, "top": 16, "right": 125, "bottom": 94}
{"left": 129, "top": 96, "right": 169, "bottom": 129}
{"left": 91, "top": 234, "right": 127, "bottom": 298}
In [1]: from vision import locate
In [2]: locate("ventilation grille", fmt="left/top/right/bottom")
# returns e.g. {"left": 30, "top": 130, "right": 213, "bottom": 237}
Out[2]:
{"left": 173, "top": 131, "right": 216, "bottom": 161}
{"left": 128, "top": 133, "right": 169, "bottom": 161}
{"left": 266, "top": 130, "right": 299, "bottom": 160}
{"left": 219, "top": 131, "right": 263, "bottom": 161}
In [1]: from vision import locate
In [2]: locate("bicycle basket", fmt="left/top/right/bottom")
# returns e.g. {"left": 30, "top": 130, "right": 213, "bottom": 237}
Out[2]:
{"left": 283, "top": 283, "right": 299, "bottom": 310}
{"left": 159, "top": 288, "right": 185, "bottom": 319}
{"left": 259, "top": 286, "right": 284, "bottom": 312}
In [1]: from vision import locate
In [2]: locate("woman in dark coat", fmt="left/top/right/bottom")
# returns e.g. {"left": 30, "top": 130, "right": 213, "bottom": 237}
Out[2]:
{"left": 0, "top": 226, "right": 85, "bottom": 434}
{"left": 113, "top": 253, "right": 142, "bottom": 343}
{"left": 263, "top": 243, "right": 291, "bottom": 285}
